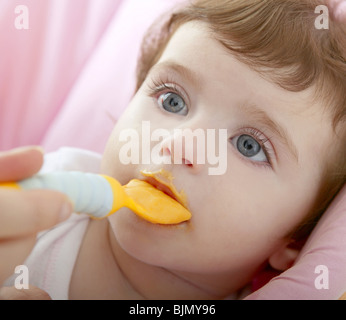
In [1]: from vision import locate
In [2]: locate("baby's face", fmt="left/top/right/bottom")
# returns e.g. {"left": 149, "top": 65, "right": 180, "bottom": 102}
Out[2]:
{"left": 101, "top": 22, "right": 335, "bottom": 289}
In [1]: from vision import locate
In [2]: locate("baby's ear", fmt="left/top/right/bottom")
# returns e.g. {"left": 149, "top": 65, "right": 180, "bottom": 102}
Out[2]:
{"left": 268, "top": 240, "right": 302, "bottom": 271}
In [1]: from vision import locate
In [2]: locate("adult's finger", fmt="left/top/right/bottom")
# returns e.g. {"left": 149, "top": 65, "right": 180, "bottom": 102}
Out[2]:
{"left": 0, "top": 189, "right": 72, "bottom": 238}
{"left": 0, "top": 146, "right": 44, "bottom": 181}
{"left": 0, "top": 285, "right": 51, "bottom": 300}
{"left": 0, "top": 235, "right": 37, "bottom": 285}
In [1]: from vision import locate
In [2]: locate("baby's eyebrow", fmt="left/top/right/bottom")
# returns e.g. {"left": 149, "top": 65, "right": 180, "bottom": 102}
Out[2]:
{"left": 151, "top": 61, "right": 299, "bottom": 163}
{"left": 241, "top": 103, "right": 299, "bottom": 163}
{"left": 150, "top": 60, "right": 199, "bottom": 87}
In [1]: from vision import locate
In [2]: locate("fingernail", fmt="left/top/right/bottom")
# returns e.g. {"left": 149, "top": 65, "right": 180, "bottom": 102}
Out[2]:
{"left": 58, "top": 201, "right": 73, "bottom": 222}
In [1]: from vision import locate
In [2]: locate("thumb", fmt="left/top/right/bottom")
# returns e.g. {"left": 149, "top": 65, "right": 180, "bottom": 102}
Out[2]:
{"left": 0, "top": 146, "right": 44, "bottom": 181}
{"left": 0, "top": 189, "right": 73, "bottom": 238}
{"left": 0, "top": 285, "right": 51, "bottom": 300}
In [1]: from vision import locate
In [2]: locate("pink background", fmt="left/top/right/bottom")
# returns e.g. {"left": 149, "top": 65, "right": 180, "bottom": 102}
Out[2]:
{"left": 0, "top": 0, "right": 181, "bottom": 153}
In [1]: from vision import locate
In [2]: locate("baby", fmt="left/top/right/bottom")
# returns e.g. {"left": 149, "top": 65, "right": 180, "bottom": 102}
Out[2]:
{"left": 1, "top": 0, "right": 346, "bottom": 299}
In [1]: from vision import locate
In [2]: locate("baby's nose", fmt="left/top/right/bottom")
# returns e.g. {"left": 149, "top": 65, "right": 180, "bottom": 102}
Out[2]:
{"left": 159, "top": 130, "right": 204, "bottom": 173}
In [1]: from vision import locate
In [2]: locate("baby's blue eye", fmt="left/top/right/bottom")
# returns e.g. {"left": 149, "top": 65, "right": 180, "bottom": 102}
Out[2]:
{"left": 237, "top": 135, "right": 260, "bottom": 157}
{"left": 158, "top": 92, "right": 187, "bottom": 115}
{"left": 231, "top": 134, "right": 268, "bottom": 162}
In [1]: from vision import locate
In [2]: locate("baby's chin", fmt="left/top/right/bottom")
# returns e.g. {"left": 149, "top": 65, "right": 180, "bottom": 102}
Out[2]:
{"left": 107, "top": 208, "right": 184, "bottom": 266}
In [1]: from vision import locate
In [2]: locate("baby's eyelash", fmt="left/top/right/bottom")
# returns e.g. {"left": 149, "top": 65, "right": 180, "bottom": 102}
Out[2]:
{"left": 146, "top": 76, "right": 185, "bottom": 100}
{"left": 237, "top": 127, "right": 275, "bottom": 167}
{"left": 146, "top": 77, "right": 275, "bottom": 168}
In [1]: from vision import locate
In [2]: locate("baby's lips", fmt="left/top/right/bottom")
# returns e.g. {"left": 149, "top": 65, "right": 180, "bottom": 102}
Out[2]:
{"left": 139, "top": 169, "right": 189, "bottom": 208}
{"left": 142, "top": 176, "right": 185, "bottom": 209}
{"left": 123, "top": 179, "right": 192, "bottom": 224}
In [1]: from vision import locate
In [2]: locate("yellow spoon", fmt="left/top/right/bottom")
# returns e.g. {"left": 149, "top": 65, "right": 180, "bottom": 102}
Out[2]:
{"left": 0, "top": 172, "right": 191, "bottom": 224}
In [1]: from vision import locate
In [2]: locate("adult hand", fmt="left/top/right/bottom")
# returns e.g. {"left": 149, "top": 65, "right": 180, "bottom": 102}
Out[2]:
{"left": 0, "top": 147, "right": 72, "bottom": 285}
{"left": 0, "top": 285, "right": 51, "bottom": 300}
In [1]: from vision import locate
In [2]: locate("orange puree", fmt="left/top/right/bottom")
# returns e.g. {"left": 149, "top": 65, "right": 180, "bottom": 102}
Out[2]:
{"left": 123, "top": 174, "right": 191, "bottom": 224}
{"left": 140, "top": 169, "right": 188, "bottom": 208}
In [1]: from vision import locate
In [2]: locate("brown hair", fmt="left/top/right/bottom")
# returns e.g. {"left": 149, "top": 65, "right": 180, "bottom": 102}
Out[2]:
{"left": 135, "top": 0, "right": 346, "bottom": 240}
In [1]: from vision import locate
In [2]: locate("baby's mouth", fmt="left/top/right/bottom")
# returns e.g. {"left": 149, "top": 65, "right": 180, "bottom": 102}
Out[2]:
{"left": 143, "top": 177, "right": 181, "bottom": 205}
{"left": 139, "top": 169, "right": 188, "bottom": 209}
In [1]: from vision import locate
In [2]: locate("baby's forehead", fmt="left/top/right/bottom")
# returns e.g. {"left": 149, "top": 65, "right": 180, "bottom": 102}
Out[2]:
{"left": 161, "top": 14, "right": 342, "bottom": 119}
{"left": 135, "top": 0, "right": 344, "bottom": 147}
{"left": 157, "top": 22, "right": 323, "bottom": 113}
